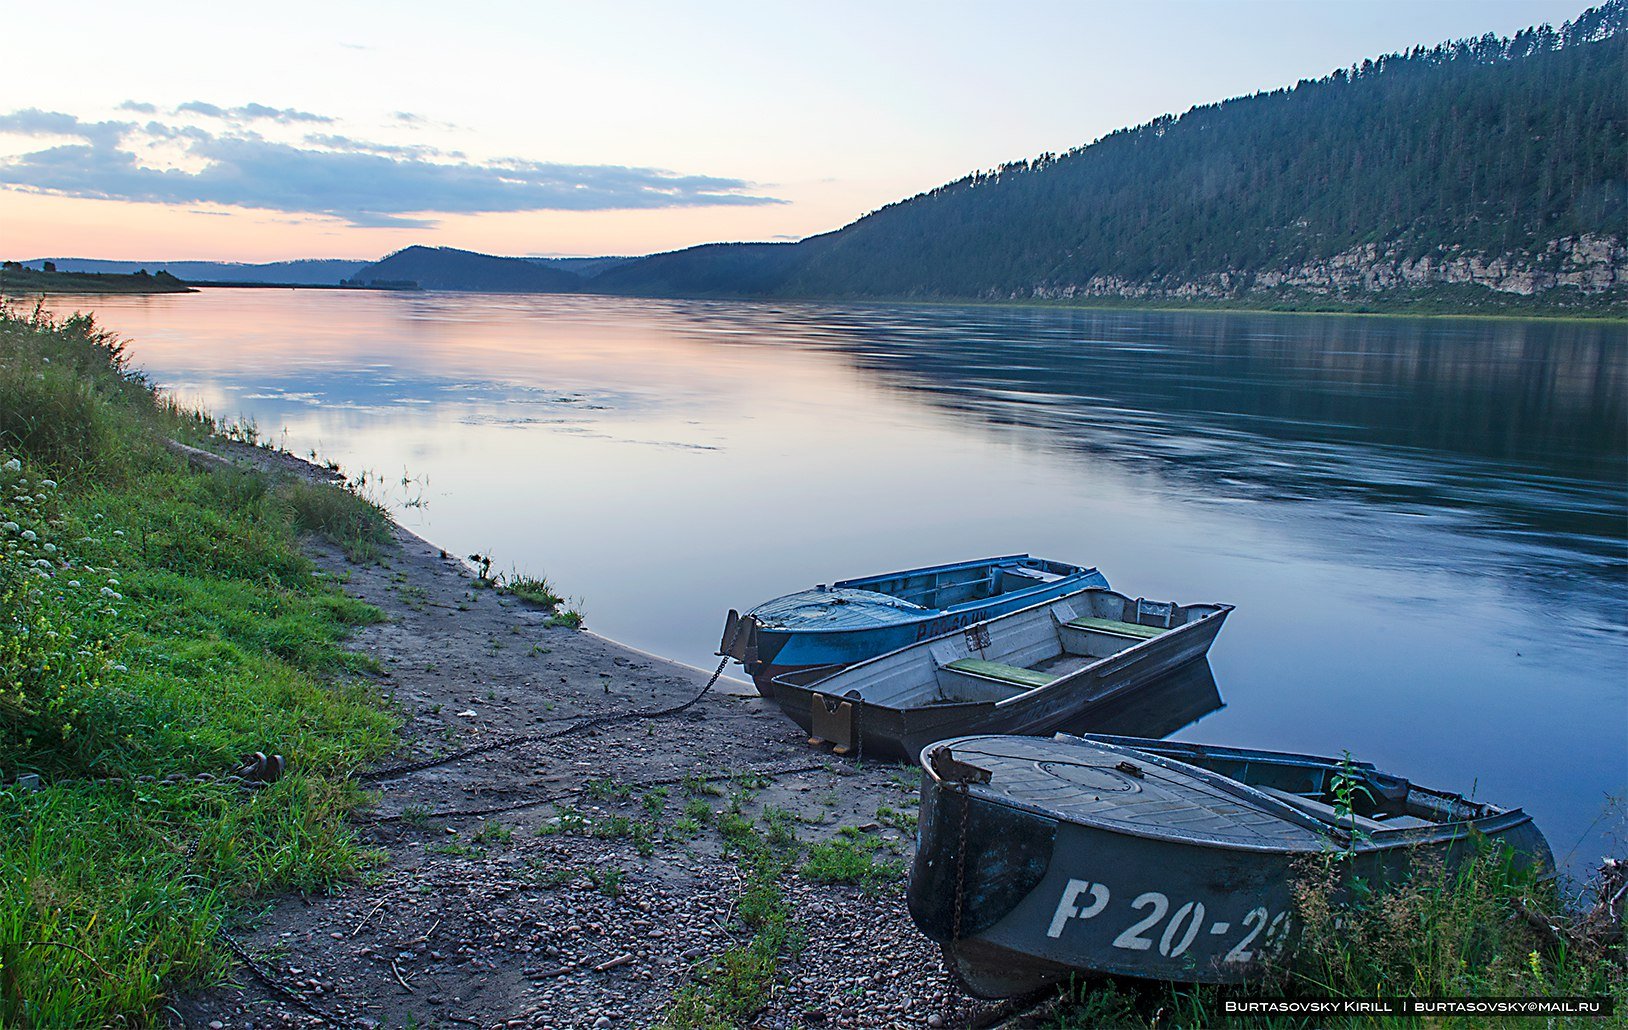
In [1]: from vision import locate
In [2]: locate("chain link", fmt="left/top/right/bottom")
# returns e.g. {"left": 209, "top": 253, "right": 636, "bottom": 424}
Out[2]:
{"left": 364, "top": 624, "right": 745, "bottom": 782}
{"left": 951, "top": 782, "right": 972, "bottom": 942}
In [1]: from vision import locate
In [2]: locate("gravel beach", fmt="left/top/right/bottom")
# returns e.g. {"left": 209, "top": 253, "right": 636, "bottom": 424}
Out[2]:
{"left": 170, "top": 447, "right": 1022, "bottom": 1029}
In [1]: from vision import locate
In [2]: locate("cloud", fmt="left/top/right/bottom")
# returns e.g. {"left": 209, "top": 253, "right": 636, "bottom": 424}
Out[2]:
{"left": 0, "top": 108, "right": 131, "bottom": 146}
{"left": 0, "top": 106, "right": 783, "bottom": 227}
{"left": 118, "top": 101, "right": 158, "bottom": 115}
{"left": 302, "top": 132, "right": 462, "bottom": 161}
{"left": 175, "top": 101, "right": 332, "bottom": 124}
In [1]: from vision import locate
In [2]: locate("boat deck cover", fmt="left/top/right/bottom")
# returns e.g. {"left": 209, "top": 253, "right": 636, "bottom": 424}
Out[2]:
{"left": 947, "top": 735, "right": 1329, "bottom": 849}
{"left": 944, "top": 658, "right": 1058, "bottom": 689}
{"left": 1067, "top": 616, "right": 1166, "bottom": 639}
{"left": 753, "top": 587, "right": 930, "bottom": 630}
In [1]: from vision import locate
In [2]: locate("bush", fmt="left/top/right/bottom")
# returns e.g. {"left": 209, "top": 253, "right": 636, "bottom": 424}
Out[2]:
{"left": 1044, "top": 843, "right": 1628, "bottom": 1028}
{"left": 0, "top": 310, "right": 400, "bottom": 1025}
{"left": 0, "top": 306, "right": 154, "bottom": 478}
{"left": 280, "top": 479, "right": 393, "bottom": 561}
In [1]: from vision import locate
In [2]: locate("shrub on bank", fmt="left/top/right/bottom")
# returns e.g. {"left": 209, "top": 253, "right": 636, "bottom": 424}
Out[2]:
{"left": 1046, "top": 843, "right": 1627, "bottom": 1028}
{"left": 282, "top": 477, "right": 394, "bottom": 561}
{"left": 0, "top": 306, "right": 399, "bottom": 1025}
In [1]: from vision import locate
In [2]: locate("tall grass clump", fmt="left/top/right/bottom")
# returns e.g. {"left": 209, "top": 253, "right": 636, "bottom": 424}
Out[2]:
{"left": 1045, "top": 841, "right": 1627, "bottom": 1028}
{"left": 470, "top": 558, "right": 585, "bottom": 627}
{"left": 0, "top": 304, "right": 156, "bottom": 478}
{"left": 0, "top": 305, "right": 400, "bottom": 1025}
{"left": 1289, "top": 843, "right": 1625, "bottom": 1004}
{"left": 281, "top": 478, "right": 394, "bottom": 561}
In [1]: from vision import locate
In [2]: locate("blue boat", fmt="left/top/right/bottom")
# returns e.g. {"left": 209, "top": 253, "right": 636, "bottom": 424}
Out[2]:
{"left": 718, "top": 555, "right": 1108, "bottom": 692}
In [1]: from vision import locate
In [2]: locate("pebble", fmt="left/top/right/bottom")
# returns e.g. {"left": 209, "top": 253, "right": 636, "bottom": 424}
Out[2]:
{"left": 171, "top": 533, "right": 992, "bottom": 1030}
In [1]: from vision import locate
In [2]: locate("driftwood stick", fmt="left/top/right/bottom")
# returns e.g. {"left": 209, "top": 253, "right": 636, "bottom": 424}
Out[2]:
{"left": 1579, "top": 858, "right": 1627, "bottom": 950}
{"left": 163, "top": 438, "right": 238, "bottom": 472}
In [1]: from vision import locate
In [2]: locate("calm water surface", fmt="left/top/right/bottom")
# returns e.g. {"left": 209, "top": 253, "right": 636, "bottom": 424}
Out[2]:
{"left": 54, "top": 289, "right": 1627, "bottom": 873}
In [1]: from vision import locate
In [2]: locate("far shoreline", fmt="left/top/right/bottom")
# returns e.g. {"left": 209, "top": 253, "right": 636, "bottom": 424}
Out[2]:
{"left": 14, "top": 280, "right": 1626, "bottom": 324}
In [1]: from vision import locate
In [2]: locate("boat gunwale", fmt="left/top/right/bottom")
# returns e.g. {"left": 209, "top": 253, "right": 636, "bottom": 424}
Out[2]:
{"left": 918, "top": 733, "right": 1536, "bottom": 856}
{"left": 770, "top": 596, "right": 1234, "bottom": 709}
{"left": 833, "top": 552, "right": 1079, "bottom": 591}
{"left": 752, "top": 574, "right": 1109, "bottom": 635}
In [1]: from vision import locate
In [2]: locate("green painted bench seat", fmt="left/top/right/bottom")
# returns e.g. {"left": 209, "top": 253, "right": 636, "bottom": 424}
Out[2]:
{"left": 944, "top": 658, "right": 1058, "bottom": 689}
{"left": 1066, "top": 616, "right": 1166, "bottom": 639}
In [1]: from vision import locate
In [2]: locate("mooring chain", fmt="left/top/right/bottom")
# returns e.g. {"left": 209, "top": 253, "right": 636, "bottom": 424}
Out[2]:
{"left": 363, "top": 618, "right": 749, "bottom": 782}
{"left": 951, "top": 782, "right": 972, "bottom": 943}
{"left": 361, "top": 760, "right": 830, "bottom": 825}
{"left": 220, "top": 932, "right": 354, "bottom": 1028}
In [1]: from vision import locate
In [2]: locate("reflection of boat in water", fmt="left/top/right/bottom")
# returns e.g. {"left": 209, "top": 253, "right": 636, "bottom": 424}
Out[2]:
{"left": 760, "top": 588, "right": 1231, "bottom": 761}
{"left": 1056, "top": 658, "right": 1224, "bottom": 740}
{"left": 908, "top": 733, "right": 1553, "bottom": 996}
{"left": 718, "top": 555, "right": 1108, "bottom": 691}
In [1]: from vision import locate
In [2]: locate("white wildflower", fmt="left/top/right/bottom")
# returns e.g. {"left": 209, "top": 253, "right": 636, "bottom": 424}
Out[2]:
{"left": 1, "top": 522, "right": 17, "bottom": 533}
{"left": 39, "top": 480, "right": 56, "bottom": 489}
{"left": 21, "top": 530, "right": 36, "bottom": 542}
{"left": 3, "top": 458, "right": 19, "bottom": 472}
{"left": 100, "top": 587, "right": 122, "bottom": 600}
{"left": 67, "top": 580, "right": 80, "bottom": 588}
{"left": 42, "top": 543, "right": 55, "bottom": 554}
{"left": 113, "top": 530, "right": 125, "bottom": 537}
{"left": 32, "top": 559, "right": 51, "bottom": 568}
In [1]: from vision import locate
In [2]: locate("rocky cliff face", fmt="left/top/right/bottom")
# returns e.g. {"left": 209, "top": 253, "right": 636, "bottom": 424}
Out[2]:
{"left": 1029, "top": 234, "right": 1628, "bottom": 304}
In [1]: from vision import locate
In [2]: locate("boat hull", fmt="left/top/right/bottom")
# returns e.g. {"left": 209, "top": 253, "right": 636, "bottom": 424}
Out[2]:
{"left": 723, "top": 556, "right": 1110, "bottom": 689}
{"left": 761, "top": 605, "right": 1229, "bottom": 762}
{"left": 907, "top": 740, "right": 1553, "bottom": 995}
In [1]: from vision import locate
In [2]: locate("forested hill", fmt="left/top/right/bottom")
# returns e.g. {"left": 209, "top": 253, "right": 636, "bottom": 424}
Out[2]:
{"left": 345, "top": 246, "right": 584, "bottom": 292}
{"left": 602, "top": 2, "right": 1628, "bottom": 311}
{"left": 774, "top": 2, "right": 1626, "bottom": 305}
{"left": 303, "top": 4, "right": 1627, "bottom": 312}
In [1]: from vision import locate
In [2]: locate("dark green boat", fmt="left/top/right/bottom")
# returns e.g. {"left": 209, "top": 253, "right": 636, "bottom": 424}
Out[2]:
{"left": 908, "top": 733, "right": 1552, "bottom": 995}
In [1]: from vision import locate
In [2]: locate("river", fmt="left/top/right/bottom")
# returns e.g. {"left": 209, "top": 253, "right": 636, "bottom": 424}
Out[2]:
{"left": 46, "top": 288, "right": 1627, "bottom": 875}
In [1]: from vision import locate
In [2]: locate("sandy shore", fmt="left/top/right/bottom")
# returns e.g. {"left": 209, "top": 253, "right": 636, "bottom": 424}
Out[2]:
{"left": 168, "top": 445, "right": 1012, "bottom": 1029}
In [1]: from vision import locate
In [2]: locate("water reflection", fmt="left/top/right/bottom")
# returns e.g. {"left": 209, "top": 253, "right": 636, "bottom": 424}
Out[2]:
{"left": 671, "top": 303, "right": 1628, "bottom": 624}
{"left": 39, "top": 289, "right": 1626, "bottom": 874}
{"left": 1057, "top": 659, "right": 1225, "bottom": 741}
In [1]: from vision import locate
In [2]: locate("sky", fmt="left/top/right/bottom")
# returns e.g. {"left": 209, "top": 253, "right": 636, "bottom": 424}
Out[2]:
{"left": 0, "top": 0, "right": 1598, "bottom": 262}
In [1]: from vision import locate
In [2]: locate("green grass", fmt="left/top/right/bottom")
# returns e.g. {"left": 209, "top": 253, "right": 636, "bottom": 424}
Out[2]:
{"left": 493, "top": 567, "right": 584, "bottom": 627}
{"left": 499, "top": 569, "right": 563, "bottom": 608}
{"left": 527, "top": 859, "right": 629, "bottom": 896}
{"left": 802, "top": 829, "right": 904, "bottom": 892}
{"left": 662, "top": 795, "right": 807, "bottom": 1029}
{"left": 0, "top": 306, "right": 400, "bottom": 1025}
{"left": 281, "top": 478, "right": 393, "bottom": 561}
{"left": 536, "top": 803, "right": 659, "bottom": 857}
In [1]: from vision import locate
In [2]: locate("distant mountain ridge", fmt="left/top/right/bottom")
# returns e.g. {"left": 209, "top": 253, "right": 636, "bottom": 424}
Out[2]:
{"left": 24, "top": 3, "right": 1626, "bottom": 313}
{"left": 343, "top": 246, "right": 585, "bottom": 292}
{"left": 338, "top": 3, "right": 1628, "bottom": 313}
